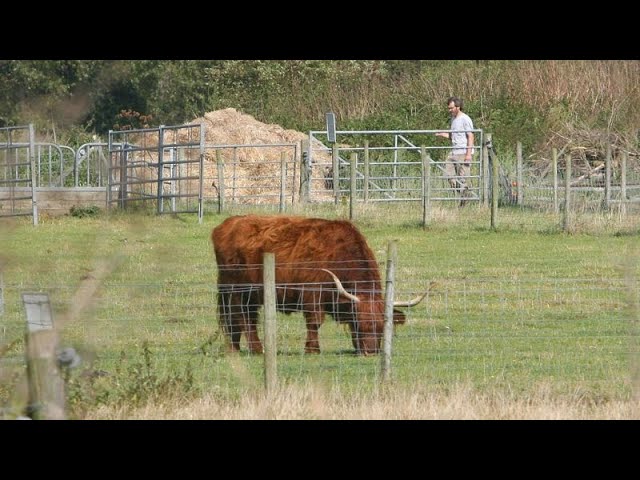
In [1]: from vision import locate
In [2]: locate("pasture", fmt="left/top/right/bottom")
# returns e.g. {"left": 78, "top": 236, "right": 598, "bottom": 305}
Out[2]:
{"left": 0, "top": 202, "right": 639, "bottom": 419}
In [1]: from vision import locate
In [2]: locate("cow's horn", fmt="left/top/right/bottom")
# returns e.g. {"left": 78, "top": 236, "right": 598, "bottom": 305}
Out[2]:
{"left": 321, "top": 269, "right": 361, "bottom": 303}
{"left": 393, "top": 281, "right": 436, "bottom": 307}
{"left": 393, "top": 291, "right": 428, "bottom": 307}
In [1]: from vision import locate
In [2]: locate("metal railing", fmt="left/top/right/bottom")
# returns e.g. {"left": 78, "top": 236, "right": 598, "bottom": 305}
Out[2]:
{"left": 306, "top": 129, "right": 484, "bottom": 204}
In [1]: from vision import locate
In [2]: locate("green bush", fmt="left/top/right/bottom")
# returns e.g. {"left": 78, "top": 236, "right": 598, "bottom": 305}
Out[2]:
{"left": 69, "top": 205, "right": 101, "bottom": 218}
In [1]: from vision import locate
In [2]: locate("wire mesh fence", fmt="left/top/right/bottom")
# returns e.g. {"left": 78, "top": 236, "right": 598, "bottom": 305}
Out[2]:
{"left": 1, "top": 267, "right": 637, "bottom": 399}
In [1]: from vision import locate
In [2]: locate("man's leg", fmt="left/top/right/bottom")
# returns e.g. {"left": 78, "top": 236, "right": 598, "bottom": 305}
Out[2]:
{"left": 457, "top": 158, "right": 471, "bottom": 206}
{"left": 444, "top": 155, "right": 457, "bottom": 191}
{"left": 445, "top": 154, "right": 466, "bottom": 196}
{"left": 448, "top": 154, "right": 467, "bottom": 193}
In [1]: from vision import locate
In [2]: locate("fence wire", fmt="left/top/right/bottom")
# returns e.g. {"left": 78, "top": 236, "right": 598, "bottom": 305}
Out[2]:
{"left": 1, "top": 271, "right": 637, "bottom": 397}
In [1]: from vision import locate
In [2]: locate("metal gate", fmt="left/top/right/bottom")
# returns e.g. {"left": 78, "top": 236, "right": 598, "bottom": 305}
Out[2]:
{"left": 107, "top": 124, "right": 205, "bottom": 222}
{"left": 0, "top": 125, "right": 38, "bottom": 224}
{"left": 305, "top": 128, "right": 485, "bottom": 205}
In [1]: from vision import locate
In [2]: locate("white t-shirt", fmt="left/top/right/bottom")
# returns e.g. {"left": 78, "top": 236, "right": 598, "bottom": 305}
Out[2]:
{"left": 450, "top": 112, "right": 474, "bottom": 155}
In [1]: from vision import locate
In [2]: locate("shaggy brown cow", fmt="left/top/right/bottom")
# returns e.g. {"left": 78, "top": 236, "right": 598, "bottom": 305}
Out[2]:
{"left": 211, "top": 214, "right": 427, "bottom": 355}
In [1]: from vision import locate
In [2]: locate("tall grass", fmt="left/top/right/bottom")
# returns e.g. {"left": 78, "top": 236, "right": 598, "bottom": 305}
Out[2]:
{"left": 81, "top": 381, "right": 640, "bottom": 420}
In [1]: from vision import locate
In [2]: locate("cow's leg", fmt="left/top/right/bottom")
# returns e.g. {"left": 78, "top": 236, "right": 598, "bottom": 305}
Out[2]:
{"left": 227, "top": 321, "right": 243, "bottom": 353}
{"left": 245, "top": 306, "right": 263, "bottom": 354}
{"left": 348, "top": 322, "right": 360, "bottom": 353}
{"left": 304, "top": 311, "right": 325, "bottom": 354}
{"left": 218, "top": 290, "right": 242, "bottom": 353}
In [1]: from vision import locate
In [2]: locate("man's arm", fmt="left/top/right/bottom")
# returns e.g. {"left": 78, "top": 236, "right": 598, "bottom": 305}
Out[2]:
{"left": 465, "top": 131, "right": 474, "bottom": 161}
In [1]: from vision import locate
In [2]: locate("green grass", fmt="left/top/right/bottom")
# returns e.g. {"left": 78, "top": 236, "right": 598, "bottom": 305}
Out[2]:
{"left": 0, "top": 203, "right": 638, "bottom": 417}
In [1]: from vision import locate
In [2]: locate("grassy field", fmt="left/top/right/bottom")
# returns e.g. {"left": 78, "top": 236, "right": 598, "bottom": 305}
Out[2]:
{"left": 0, "top": 202, "right": 639, "bottom": 419}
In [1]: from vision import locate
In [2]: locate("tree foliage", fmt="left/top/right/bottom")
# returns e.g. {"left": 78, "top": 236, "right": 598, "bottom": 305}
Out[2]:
{"left": 1, "top": 60, "right": 638, "bottom": 156}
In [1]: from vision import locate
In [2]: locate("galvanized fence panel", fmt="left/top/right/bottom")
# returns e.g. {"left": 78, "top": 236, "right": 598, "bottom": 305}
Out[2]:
{"left": 307, "top": 129, "right": 485, "bottom": 205}
{"left": 75, "top": 143, "right": 112, "bottom": 187}
{"left": 0, "top": 124, "right": 37, "bottom": 224}
{"left": 107, "top": 124, "right": 205, "bottom": 220}
{"left": 4, "top": 120, "right": 637, "bottom": 231}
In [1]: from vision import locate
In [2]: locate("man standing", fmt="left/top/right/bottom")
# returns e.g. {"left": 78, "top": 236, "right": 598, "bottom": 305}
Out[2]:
{"left": 436, "top": 96, "right": 475, "bottom": 205}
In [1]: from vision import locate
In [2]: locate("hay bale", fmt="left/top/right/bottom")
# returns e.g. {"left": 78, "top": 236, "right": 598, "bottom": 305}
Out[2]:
{"left": 112, "top": 108, "right": 335, "bottom": 204}
{"left": 190, "top": 109, "right": 332, "bottom": 202}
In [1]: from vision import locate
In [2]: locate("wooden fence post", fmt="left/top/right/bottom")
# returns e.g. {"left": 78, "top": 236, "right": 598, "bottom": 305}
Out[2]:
{"left": 279, "top": 152, "right": 286, "bottom": 213}
{"left": 552, "top": 148, "right": 559, "bottom": 214}
{"left": 157, "top": 125, "right": 165, "bottom": 214}
{"left": 381, "top": 240, "right": 397, "bottom": 383}
{"left": 349, "top": 153, "right": 357, "bottom": 221}
{"left": 363, "top": 140, "right": 370, "bottom": 203}
{"left": 482, "top": 137, "right": 490, "bottom": 206}
{"left": 118, "top": 147, "right": 128, "bottom": 210}
{"left": 332, "top": 144, "right": 339, "bottom": 205}
{"left": 216, "top": 149, "right": 225, "bottom": 214}
{"left": 487, "top": 134, "right": 499, "bottom": 230}
{"left": 22, "top": 293, "right": 66, "bottom": 420}
{"left": 263, "top": 253, "right": 277, "bottom": 395}
{"left": 563, "top": 154, "right": 572, "bottom": 233}
{"left": 0, "top": 270, "right": 4, "bottom": 316}
{"left": 421, "top": 146, "right": 431, "bottom": 228}
{"left": 300, "top": 139, "right": 310, "bottom": 203}
{"left": 231, "top": 147, "right": 238, "bottom": 204}
{"left": 198, "top": 139, "right": 205, "bottom": 224}
{"left": 626, "top": 259, "right": 640, "bottom": 405}
{"left": 604, "top": 144, "right": 612, "bottom": 210}
{"left": 621, "top": 151, "right": 627, "bottom": 216}
{"left": 28, "top": 123, "right": 38, "bottom": 225}
{"left": 516, "top": 141, "right": 523, "bottom": 206}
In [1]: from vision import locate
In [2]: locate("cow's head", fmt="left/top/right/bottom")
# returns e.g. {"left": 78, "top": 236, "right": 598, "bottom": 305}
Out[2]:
{"left": 322, "top": 269, "right": 428, "bottom": 355}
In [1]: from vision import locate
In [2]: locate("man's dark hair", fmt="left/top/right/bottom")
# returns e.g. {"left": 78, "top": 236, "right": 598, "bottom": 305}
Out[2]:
{"left": 447, "top": 96, "right": 464, "bottom": 110}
